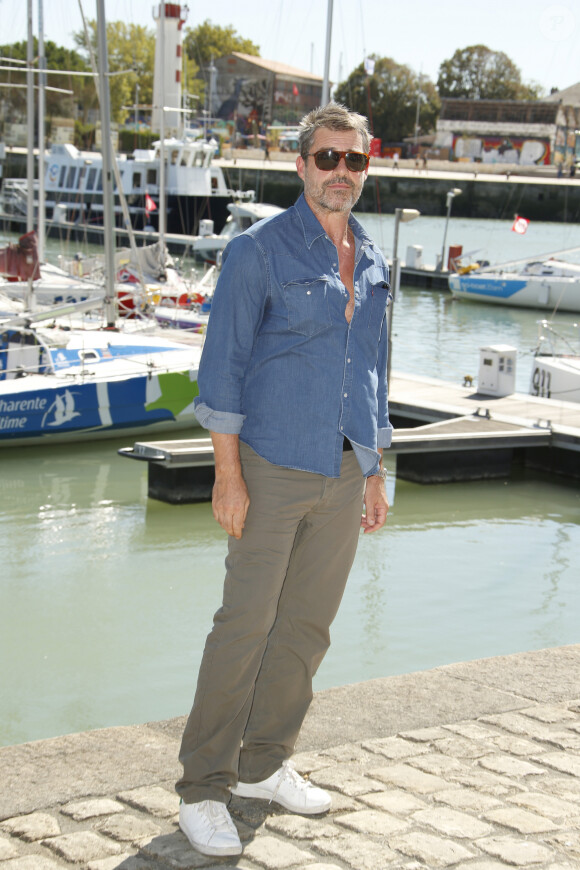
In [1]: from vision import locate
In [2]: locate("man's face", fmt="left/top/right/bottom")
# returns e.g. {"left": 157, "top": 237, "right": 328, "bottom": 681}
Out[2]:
{"left": 296, "top": 128, "right": 369, "bottom": 215}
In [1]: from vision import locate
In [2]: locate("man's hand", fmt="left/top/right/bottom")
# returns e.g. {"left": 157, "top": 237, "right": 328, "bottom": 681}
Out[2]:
{"left": 360, "top": 475, "right": 389, "bottom": 534}
{"left": 210, "top": 432, "right": 250, "bottom": 539}
{"left": 212, "top": 472, "right": 250, "bottom": 539}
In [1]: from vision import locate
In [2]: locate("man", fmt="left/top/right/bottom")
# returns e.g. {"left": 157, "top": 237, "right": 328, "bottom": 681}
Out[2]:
{"left": 176, "top": 102, "right": 392, "bottom": 858}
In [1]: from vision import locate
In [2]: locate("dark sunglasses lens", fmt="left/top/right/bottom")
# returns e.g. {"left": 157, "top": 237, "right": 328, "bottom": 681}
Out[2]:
{"left": 345, "top": 152, "right": 367, "bottom": 171}
{"left": 314, "top": 150, "right": 340, "bottom": 170}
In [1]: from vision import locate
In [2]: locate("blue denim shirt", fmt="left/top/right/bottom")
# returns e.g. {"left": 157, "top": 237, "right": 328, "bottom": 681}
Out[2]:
{"left": 194, "top": 193, "right": 393, "bottom": 478}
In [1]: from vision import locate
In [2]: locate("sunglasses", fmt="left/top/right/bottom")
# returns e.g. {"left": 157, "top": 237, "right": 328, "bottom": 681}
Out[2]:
{"left": 308, "top": 148, "right": 370, "bottom": 172}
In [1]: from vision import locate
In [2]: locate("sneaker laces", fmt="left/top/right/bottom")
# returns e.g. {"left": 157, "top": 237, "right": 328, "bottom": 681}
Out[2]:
{"left": 269, "top": 760, "right": 312, "bottom": 804}
{"left": 204, "top": 800, "right": 238, "bottom": 835}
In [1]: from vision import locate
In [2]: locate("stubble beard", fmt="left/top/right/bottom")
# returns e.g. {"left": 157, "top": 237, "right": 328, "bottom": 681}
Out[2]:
{"left": 311, "top": 175, "right": 363, "bottom": 213}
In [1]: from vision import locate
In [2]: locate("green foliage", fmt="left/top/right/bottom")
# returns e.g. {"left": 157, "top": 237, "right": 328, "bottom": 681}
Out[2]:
{"left": 334, "top": 56, "right": 440, "bottom": 143}
{"left": 118, "top": 127, "right": 157, "bottom": 152}
{"left": 73, "top": 20, "right": 156, "bottom": 124}
{"left": 437, "top": 45, "right": 541, "bottom": 100}
{"left": 184, "top": 19, "right": 260, "bottom": 68}
{"left": 183, "top": 19, "right": 260, "bottom": 108}
{"left": 0, "top": 39, "right": 89, "bottom": 122}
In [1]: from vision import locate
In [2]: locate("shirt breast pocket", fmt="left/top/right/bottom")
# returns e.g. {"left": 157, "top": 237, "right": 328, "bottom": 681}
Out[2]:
{"left": 368, "top": 281, "right": 391, "bottom": 338}
{"left": 282, "top": 277, "right": 332, "bottom": 337}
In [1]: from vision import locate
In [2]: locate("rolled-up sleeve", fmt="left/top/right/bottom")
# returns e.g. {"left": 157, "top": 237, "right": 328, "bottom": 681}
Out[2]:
{"left": 193, "top": 234, "right": 268, "bottom": 433}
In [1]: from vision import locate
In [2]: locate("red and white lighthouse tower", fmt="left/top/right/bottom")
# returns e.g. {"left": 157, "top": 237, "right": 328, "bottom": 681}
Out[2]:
{"left": 152, "top": 3, "right": 188, "bottom": 135}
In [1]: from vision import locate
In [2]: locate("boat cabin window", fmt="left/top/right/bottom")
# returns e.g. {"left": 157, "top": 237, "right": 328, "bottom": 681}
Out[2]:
{"left": 59, "top": 165, "right": 67, "bottom": 187}
{"left": 180, "top": 152, "right": 189, "bottom": 166}
{"left": 66, "top": 167, "right": 77, "bottom": 189}
{"left": 194, "top": 151, "right": 204, "bottom": 166}
{"left": 133, "top": 172, "right": 142, "bottom": 190}
{"left": 96, "top": 171, "right": 103, "bottom": 191}
{"left": 147, "top": 168, "right": 157, "bottom": 186}
{"left": 86, "top": 168, "right": 97, "bottom": 190}
{"left": 79, "top": 350, "right": 99, "bottom": 362}
{"left": 171, "top": 150, "right": 179, "bottom": 165}
{"left": 211, "top": 175, "right": 219, "bottom": 191}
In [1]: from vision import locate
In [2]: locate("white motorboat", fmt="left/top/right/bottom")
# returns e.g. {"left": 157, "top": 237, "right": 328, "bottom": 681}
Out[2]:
{"left": 449, "top": 256, "right": 580, "bottom": 314}
{"left": 529, "top": 320, "right": 580, "bottom": 403}
{"left": 192, "top": 201, "right": 285, "bottom": 262}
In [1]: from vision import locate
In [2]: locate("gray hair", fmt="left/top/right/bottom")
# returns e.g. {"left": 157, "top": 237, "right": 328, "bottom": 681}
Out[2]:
{"left": 298, "top": 102, "right": 371, "bottom": 160}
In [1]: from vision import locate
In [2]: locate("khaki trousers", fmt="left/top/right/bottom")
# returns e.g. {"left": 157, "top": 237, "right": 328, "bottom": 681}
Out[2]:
{"left": 176, "top": 443, "right": 365, "bottom": 804}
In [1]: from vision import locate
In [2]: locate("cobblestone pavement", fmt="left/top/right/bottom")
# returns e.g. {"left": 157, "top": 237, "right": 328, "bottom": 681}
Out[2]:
{"left": 1, "top": 648, "right": 580, "bottom": 869}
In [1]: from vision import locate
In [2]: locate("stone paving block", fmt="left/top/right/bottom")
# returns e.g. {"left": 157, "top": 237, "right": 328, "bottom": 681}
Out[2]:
{"left": 0, "top": 836, "right": 20, "bottom": 860}
{"left": 533, "top": 751, "right": 580, "bottom": 777}
{"left": 371, "top": 763, "right": 452, "bottom": 794}
{"left": 42, "top": 831, "right": 122, "bottom": 863}
{"left": 407, "top": 752, "right": 468, "bottom": 778}
{"left": 520, "top": 705, "right": 578, "bottom": 723}
{"left": 319, "top": 743, "right": 376, "bottom": 765}
{"left": 506, "top": 791, "right": 580, "bottom": 820}
{"left": 297, "top": 865, "right": 343, "bottom": 870}
{"left": 361, "top": 737, "right": 429, "bottom": 761}
{"left": 411, "top": 806, "right": 493, "bottom": 838}
{"left": 483, "top": 805, "right": 560, "bottom": 833}
{"left": 541, "top": 775, "right": 580, "bottom": 800}
{"left": 478, "top": 754, "right": 546, "bottom": 778}
{"left": 242, "top": 834, "right": 316, "bottom": 868}
{"left": 388, "top": 830, "right": 474, "bottom": 867}
{"left": 312, "top": 765, "right": 385, "bottom": 797}
{"left": 265, "top": 814, "right": 336, "bottom": 841}
{"left": 445, "top": 767, "right": 527, "bottom": 796}
{"left": 432, "top": 787, "right": 503, "bottom": 814}
{"left": 489, "top": 734, "right": 548, "bottom": 756}
{"left": 358, "top": 789, "right": 428, "bottom": 816}
{"left": 481, "top": 712, "right": 568, "bottom": 742}
{"left": 398, "top": 726, "right": 449, "bottom": 743}
{"left": 95, "top": 813, "right": 162, "bottom": 844}
{"left": 429, "top": 736, "right": 493, "bottom": 760}
{"left": 140, "top": 832, "right": 212, "bottom": 868}
{"left": 1, "top": 858, "right": 62, "bottom": 869}
{"left": 442, "top": 722, "right": 497, "bottom": 741}
{"left": 0, "top": 814, "right": 61, "bottom": 842}
{"left": 87, "top": 854, "right": 152, "bottom": 870}
{"left": 312, "top": 832, "right": 399, "bottom": 868}
{"left": 61, "top": 798, "right": 126, "bottom": 821}
{"left": 325, "top": 791, "right": 360, "bottom": 814}
{"left": 117, "top": 786, "right": 179, "bottom": 819}
{"left": 476, "top": 834, "right": 555, "bottom": 865}
{"left": 545, "top": 830, "right": 580, "bottom": 860}
{"left": 454, "top": 862, "right": 520, "bottom": 870}
{"left": 334, "top": 808, "right": 408, "bottom": 836}
{"left": 541, "top": 732, "right": 580, "bottom": 751}
{"left": 291, "top": 751, "right": 334, "bottom": 774}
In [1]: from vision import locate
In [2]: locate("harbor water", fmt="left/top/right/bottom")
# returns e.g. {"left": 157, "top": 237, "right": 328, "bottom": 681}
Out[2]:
{"left": 1, "top": 214, "right": 579, "bottom": 748}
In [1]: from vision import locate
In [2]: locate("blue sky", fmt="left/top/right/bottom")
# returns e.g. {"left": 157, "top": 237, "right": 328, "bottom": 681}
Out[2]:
{"left": 1, "top": 0, "right": 577, "bottom": 95}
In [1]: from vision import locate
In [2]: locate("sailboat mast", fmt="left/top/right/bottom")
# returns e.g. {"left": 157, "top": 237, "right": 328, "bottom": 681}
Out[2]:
{"left": 321, "top": 0, "right": 333, "bottom": 105}
{"left": 37, "top": 0, "right": 46, "bottom": 262}
{"left": 96, "top": 0, "right": 117, "bottom": 327}
{"left": 158, "top": 2, "right": 166, "bottom": 253}
{"left": 26, "top": 0, "right": 34, "bottom": 233}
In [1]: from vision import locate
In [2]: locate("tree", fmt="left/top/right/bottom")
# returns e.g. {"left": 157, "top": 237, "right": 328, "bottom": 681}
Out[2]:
{"left": 437, "top": 45, "right": 541, "bottom": 101}
{"left": 0, "top": 39, "right": 89, "bottom": 127}
{"left": 73, "top": 21, "right": 156, "bottom": 124}
{"left": 183, "top": 20, "right": 260, "bottom": 108}
{"left": 334, "top": 56, "right": 440, "bottom": 144}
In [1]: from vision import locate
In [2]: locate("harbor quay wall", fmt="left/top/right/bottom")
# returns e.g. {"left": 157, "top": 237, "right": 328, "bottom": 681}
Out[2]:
{"left": 221, "top": 163, "right": 580, "bottom": 223}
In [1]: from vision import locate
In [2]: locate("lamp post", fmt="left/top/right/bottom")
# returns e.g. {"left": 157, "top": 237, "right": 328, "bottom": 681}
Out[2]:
{"left": 387, "top": 207, "right": 420, "bottom": 385}
{"left": 439, "top": 187, "right": 462, "bottom": 271}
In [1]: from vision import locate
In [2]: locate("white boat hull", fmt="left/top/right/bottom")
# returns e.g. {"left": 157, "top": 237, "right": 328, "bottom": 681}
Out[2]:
{"left": 449, "top": 273, "right": 580, "bottom": 313}
{"left": 530, "top": 355, "right": 580, "bottom": 402}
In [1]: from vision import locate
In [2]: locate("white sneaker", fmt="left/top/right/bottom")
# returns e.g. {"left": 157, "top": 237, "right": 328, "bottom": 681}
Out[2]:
{"left": 231, "top": 761, "right": 331, "bottom": 814}
{"left": 179, "top": 799, "right": 242, "bottom": 857}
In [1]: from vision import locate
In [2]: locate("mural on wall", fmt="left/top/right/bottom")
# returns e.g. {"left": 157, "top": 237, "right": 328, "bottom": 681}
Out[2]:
{"left": 452, "top": 135, "right": 550, "bottom": 165}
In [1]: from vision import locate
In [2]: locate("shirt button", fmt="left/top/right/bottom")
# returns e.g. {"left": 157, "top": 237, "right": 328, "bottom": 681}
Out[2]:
{"left": 306, "top": 290, "right": 311, "bottom": 295}
{"left": 344, "top": 392, "right": 348, "bottom": 397}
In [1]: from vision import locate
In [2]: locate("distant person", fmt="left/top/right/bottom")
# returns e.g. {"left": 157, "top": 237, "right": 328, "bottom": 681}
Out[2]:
{"left": 392, "top": 151, "right": 399, "bottom": 169}
{"left": 264, "top": 139, "right": 271, "bottom": 160}
{"left": 176, "top": 101, "right": 391, "bottom": 858}
{"left": 570, "top": 163, "right": 576, "bottom": 178}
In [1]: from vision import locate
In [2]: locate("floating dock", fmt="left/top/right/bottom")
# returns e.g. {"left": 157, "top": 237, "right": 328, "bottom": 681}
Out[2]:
{"left": 118, "top": 373, "right": 580, "bottom": 503}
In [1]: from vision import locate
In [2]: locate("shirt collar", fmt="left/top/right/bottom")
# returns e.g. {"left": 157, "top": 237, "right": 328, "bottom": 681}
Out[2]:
{"left": 294, "top": 192, "right": 374, "bottom": 254}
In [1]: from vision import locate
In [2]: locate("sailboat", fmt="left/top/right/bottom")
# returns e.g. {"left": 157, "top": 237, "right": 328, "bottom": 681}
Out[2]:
{"left": 0, "top": 0, "right": 203, "bottom": 448}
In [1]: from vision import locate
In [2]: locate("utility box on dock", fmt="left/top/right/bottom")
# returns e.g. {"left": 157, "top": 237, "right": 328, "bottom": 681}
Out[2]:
{"left": 478, "top": 345, "right": 517, "bottom": 397}
{"left": 405, "top": 245, "right": 423, "bottom": 269}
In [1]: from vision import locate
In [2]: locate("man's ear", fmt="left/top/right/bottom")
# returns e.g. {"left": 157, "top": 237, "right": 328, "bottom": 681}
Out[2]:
{"left": 296, "top": 154, "right": 305, "bottom": 181}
